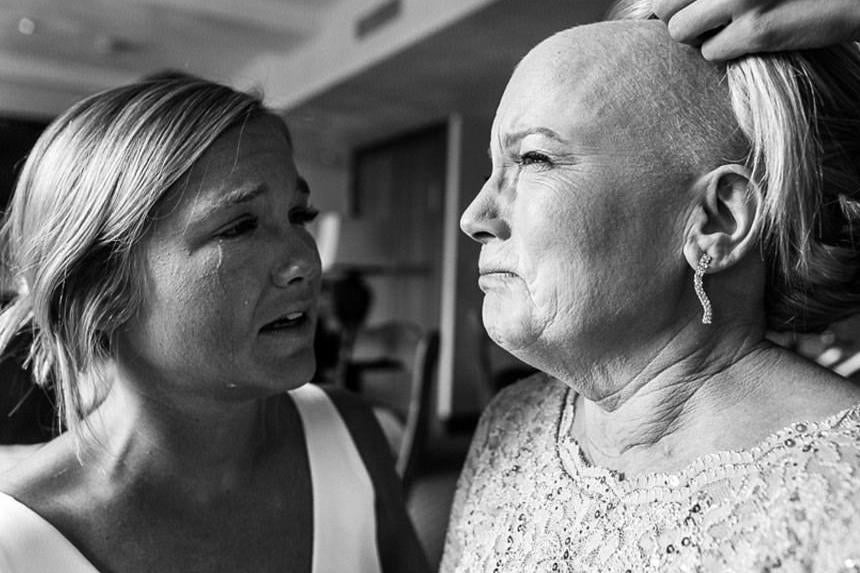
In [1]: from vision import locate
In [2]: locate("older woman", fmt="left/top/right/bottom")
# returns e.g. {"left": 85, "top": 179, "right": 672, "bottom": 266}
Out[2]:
{"left": 441, "top": 6, "right": 860, "bottom": 573}
{"left": 0, "top": 74, "right": 428, "bottom": 572}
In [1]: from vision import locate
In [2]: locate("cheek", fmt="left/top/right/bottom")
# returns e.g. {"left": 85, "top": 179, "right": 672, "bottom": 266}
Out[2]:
{"left": 145, "top": 246, "right": 255, "bottom": 344}
{"left": 514, "top": 190, "right": 584, "bottom": 313}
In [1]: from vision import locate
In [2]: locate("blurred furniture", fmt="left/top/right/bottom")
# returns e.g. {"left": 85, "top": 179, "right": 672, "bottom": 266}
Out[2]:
{"left": 769, "top": 313, "right": 860, "bottom": 384}
{"left": 349, "top": 321, "right": 439, "bottom": 492}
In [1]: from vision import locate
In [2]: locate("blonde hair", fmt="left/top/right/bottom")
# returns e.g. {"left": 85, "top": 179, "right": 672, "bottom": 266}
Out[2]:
{"left": 0, "top": 73, "right": 283, "bottom": 437}
{"left": 609, "top": 1, "right": 860, "bottom": 332}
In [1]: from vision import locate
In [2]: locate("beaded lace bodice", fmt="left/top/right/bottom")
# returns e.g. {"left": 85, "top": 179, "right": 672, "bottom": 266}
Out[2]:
{"left": 441, "top": 374, "right": 860, "bottom": 572}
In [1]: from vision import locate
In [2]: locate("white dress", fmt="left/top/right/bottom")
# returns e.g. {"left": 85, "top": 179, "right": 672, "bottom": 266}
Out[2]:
{"left": 0, "top": 383, "right": 381, "bottom": 573}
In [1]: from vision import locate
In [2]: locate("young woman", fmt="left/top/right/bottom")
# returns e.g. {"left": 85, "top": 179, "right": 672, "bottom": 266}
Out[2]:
{"left": 0, "top": 74, "right": 428, "bottom": 573}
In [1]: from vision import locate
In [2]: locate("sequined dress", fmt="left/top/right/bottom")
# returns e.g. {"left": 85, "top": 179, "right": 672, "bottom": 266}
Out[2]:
{"left": 441, "top": 374, "right": 860, "bottom": 572}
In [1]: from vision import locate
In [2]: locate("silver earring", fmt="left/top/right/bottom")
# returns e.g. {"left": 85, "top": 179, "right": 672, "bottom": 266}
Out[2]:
{"left": 694, "top": 253, "right": 712, "bottom": 324}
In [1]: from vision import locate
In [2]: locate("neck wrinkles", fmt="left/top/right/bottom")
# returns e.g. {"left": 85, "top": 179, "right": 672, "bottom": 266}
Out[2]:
{"left": 566, "top": 321, "right": 773, "bottom": 475}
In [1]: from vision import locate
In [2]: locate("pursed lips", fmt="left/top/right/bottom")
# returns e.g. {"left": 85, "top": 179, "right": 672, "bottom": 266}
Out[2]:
{"left": 478, "top": 267, "right": 518, "bottom": 290}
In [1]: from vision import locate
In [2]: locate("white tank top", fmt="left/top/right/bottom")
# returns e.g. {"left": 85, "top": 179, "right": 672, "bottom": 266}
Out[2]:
{"left": 0, "top": 383, "right": 382, "bottom": 573}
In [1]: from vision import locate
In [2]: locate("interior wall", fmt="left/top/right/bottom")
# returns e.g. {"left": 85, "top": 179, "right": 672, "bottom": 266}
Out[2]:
{"left": 294, "top": 155, "right": 349, "bottom": 214}
{"left": 338, "top": 123, "right": 448, "bottom": 331}
{"left": 437, "top": 113, "right": 492, "bottom": 419}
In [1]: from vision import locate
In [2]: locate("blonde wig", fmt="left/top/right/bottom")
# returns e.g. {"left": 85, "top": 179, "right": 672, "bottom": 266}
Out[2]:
{"left": 610, "top": 1, "right": 860, "bottom": 332}
{"left": 0, "top": 73, "right": 286, "bottom": 437}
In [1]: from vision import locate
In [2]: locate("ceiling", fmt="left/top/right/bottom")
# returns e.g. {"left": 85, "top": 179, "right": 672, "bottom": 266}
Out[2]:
{"left": 285, "top": 0, "right": 612, "bottom": 167}
{"left": 1, "top": 0, "right": 614, "bottom": 162}
{"left": 0, "top": 0, "right": 338, "bottom": 118}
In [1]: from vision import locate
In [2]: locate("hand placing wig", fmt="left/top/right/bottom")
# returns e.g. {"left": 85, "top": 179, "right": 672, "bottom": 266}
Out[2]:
{"left": 615, "top": 0, "right": 860, "bottom": 60}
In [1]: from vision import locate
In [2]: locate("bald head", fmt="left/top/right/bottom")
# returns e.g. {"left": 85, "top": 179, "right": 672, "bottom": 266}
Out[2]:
{"left": 506, "top": 20, "right": 744, "bottom": 173}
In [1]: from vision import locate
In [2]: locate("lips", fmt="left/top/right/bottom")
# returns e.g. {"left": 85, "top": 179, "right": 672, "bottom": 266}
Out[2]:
{"left": 478, "top": 265, "right": 519, "bottom": 292}
{"left": 260, "top": 300, "right": 315, "bottom": 333}
{"left": 479, "top": 263, "right": 518, "bottom": 278}
{"left": 260, "top": 311, "right": 308, "bottom": 331}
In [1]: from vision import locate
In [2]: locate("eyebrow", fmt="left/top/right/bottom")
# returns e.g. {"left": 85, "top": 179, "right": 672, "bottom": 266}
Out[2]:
{"left": 194, "top": 174, "right": 311, "bottom": 224}
{"left": 488, "top": 127, "right": 571, "bottom": 157}
{"left": 211, "top": 174, "right": 309, "bottom": 210}
{"left": 502, "top": 127, "right": 569, "bottom": 149}
{"left": 212, "top": 182, "right": 267, "bottom": 211}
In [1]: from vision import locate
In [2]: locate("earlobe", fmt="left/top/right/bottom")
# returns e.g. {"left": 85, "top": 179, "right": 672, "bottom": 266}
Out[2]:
{"left": 683, "top": 164, "right": 762, "bottom": 273}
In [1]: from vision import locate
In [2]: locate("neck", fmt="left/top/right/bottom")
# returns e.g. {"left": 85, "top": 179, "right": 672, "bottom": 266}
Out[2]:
{"left": 565, "top": 318, "right": 777, "bottom": 475}
{"left": 81, "top": 366, "right": 291, "bottom": 502}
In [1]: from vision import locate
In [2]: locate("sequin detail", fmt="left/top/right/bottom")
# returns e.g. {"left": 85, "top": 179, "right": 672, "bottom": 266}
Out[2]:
{"left": 441, "top": 374, "right": 860, "bottom": 572}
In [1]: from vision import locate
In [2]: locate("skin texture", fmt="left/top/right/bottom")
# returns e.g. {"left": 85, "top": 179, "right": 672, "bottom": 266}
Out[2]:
{"left": 0, "top": 116, "right": 429, "bottom": 573}
{"left": 462, "top": 20, "right": 860, "bottom": 476}
{"left": 654, "top": 0, "right": 860, "bottom": 60}
{"left": 114, "top": 116, "right": 321, "bottom": 403}
{"left": 462, "top": 21, "right": 738, "bottom": 377}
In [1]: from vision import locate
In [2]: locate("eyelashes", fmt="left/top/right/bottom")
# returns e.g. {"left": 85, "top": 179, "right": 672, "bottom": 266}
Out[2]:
{"left": 217, "top": 205, "right": 319, "bottom": 240}
{"left": 516, "top": 151, "right": 553, "bottom": 167}
{"left": 218, "top": 216, "right": 258, "bottom": 239}
{"left": 482, "top": 151, "right": 555, "bottom": 185}
{"left": 290, "top": 205, "right": 319, "bottom": 226}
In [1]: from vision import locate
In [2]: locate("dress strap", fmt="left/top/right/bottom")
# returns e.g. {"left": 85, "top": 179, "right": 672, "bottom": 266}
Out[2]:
{"left": 289, "top": 383, "right": 382, "bottom": 573}
{"left": 0, "top": 492, "right": 99, "bottom": 573}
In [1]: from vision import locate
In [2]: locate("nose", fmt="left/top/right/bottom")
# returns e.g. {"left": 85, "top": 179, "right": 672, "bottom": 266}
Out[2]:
{"left": 272, "top": 262, "right": 312, "bottom": 287}
{"left": 460, "top": 174, "right": 510, "bottom": 244}
{"left": 271, "top": 234, "right": 321, "bottom": 288}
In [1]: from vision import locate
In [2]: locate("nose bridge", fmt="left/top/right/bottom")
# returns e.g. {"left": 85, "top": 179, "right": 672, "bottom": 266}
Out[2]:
{"left": 271, "top": 226, "right": 321, "bottom": 288}
{"left": 460, "top": 171, "right": 508, "bottom": 243}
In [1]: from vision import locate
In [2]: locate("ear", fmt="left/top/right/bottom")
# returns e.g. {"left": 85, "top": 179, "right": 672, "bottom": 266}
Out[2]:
{"left": 683, "top": 164, "right": 762, "bottom": 273}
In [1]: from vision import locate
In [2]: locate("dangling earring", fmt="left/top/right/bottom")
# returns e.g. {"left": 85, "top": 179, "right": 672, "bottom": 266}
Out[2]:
{"left": 694, "top": 253, "right": 712, "bottom": 324}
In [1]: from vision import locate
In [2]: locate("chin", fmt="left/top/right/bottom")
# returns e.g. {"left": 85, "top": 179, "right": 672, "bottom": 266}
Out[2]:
{"left": 483, "top": 303, "right": 542, "bottom": 356}
{"left": 256, "top": 350, "right": 316, "bottom": 393}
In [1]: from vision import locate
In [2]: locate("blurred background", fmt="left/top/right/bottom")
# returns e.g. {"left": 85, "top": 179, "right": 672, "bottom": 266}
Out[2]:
{"left": 1, "top": 0, "right": 858, "bottom": 567}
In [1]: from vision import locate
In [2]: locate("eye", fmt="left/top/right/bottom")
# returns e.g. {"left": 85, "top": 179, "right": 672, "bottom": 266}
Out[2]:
{"left": 218, "top": 216, "right": 258, "bottom": 239}
{"left": 518, "top": 151, "right": 552, "bottom": 167}
{"left": 290, "top": 205, "right": 320, "bottom": 226}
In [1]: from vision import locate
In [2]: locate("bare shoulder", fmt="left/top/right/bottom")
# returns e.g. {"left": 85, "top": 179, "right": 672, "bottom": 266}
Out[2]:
{"left": 0, "top": 434, "right": 84, "bottom": 516}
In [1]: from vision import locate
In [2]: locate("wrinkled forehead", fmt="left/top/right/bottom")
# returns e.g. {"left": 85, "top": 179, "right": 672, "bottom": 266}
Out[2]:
{"left": 497, "top": 21, "right": 736, "bottom": 164}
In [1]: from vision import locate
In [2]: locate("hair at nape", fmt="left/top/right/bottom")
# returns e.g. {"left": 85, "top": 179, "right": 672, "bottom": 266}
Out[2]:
{"left": 0, "top": 73, "right": 283, "bottom": 442}
{"left": 610, "top": 0, "right": 860, "bottom": 333}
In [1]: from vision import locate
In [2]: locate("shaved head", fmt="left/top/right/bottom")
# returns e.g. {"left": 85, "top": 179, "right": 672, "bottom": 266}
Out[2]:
{"left": 469, "top": 19, "right": 752, "bottom": 364}
{"left": 511, "top": 20, "right": 745, "bottom": 174}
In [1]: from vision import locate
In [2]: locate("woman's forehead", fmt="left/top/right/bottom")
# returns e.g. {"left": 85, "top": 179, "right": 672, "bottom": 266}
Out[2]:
{"left": 153, "top": 117, "right": 298, "bottom": 223}
{"left": 199, "top": 116, "right": 292, "bottom": 168}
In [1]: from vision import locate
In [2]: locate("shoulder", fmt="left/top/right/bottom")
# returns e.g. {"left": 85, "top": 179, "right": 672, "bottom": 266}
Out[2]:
{"left": 748, "top": 405, "right": 860, "bottom": 564}
{"left": 0, "top": 436, "right": 79, "bottom": 503}
{"left": 318, "top": 386, "right": 390, "bottom": 455}
{"left": 0, "top": 442, "right": 81, "bottom": 571}
{"left": 459, "top": 372, "right": 566, "bottom": 484}
{"left": 0, "top": 492, "right": 32, "bottom": 570}
{"left": 315, "top": 386, "right": 431, "bottom": 572}
{"left": 312, "top": 385, "right": 398, "bottom": 487}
